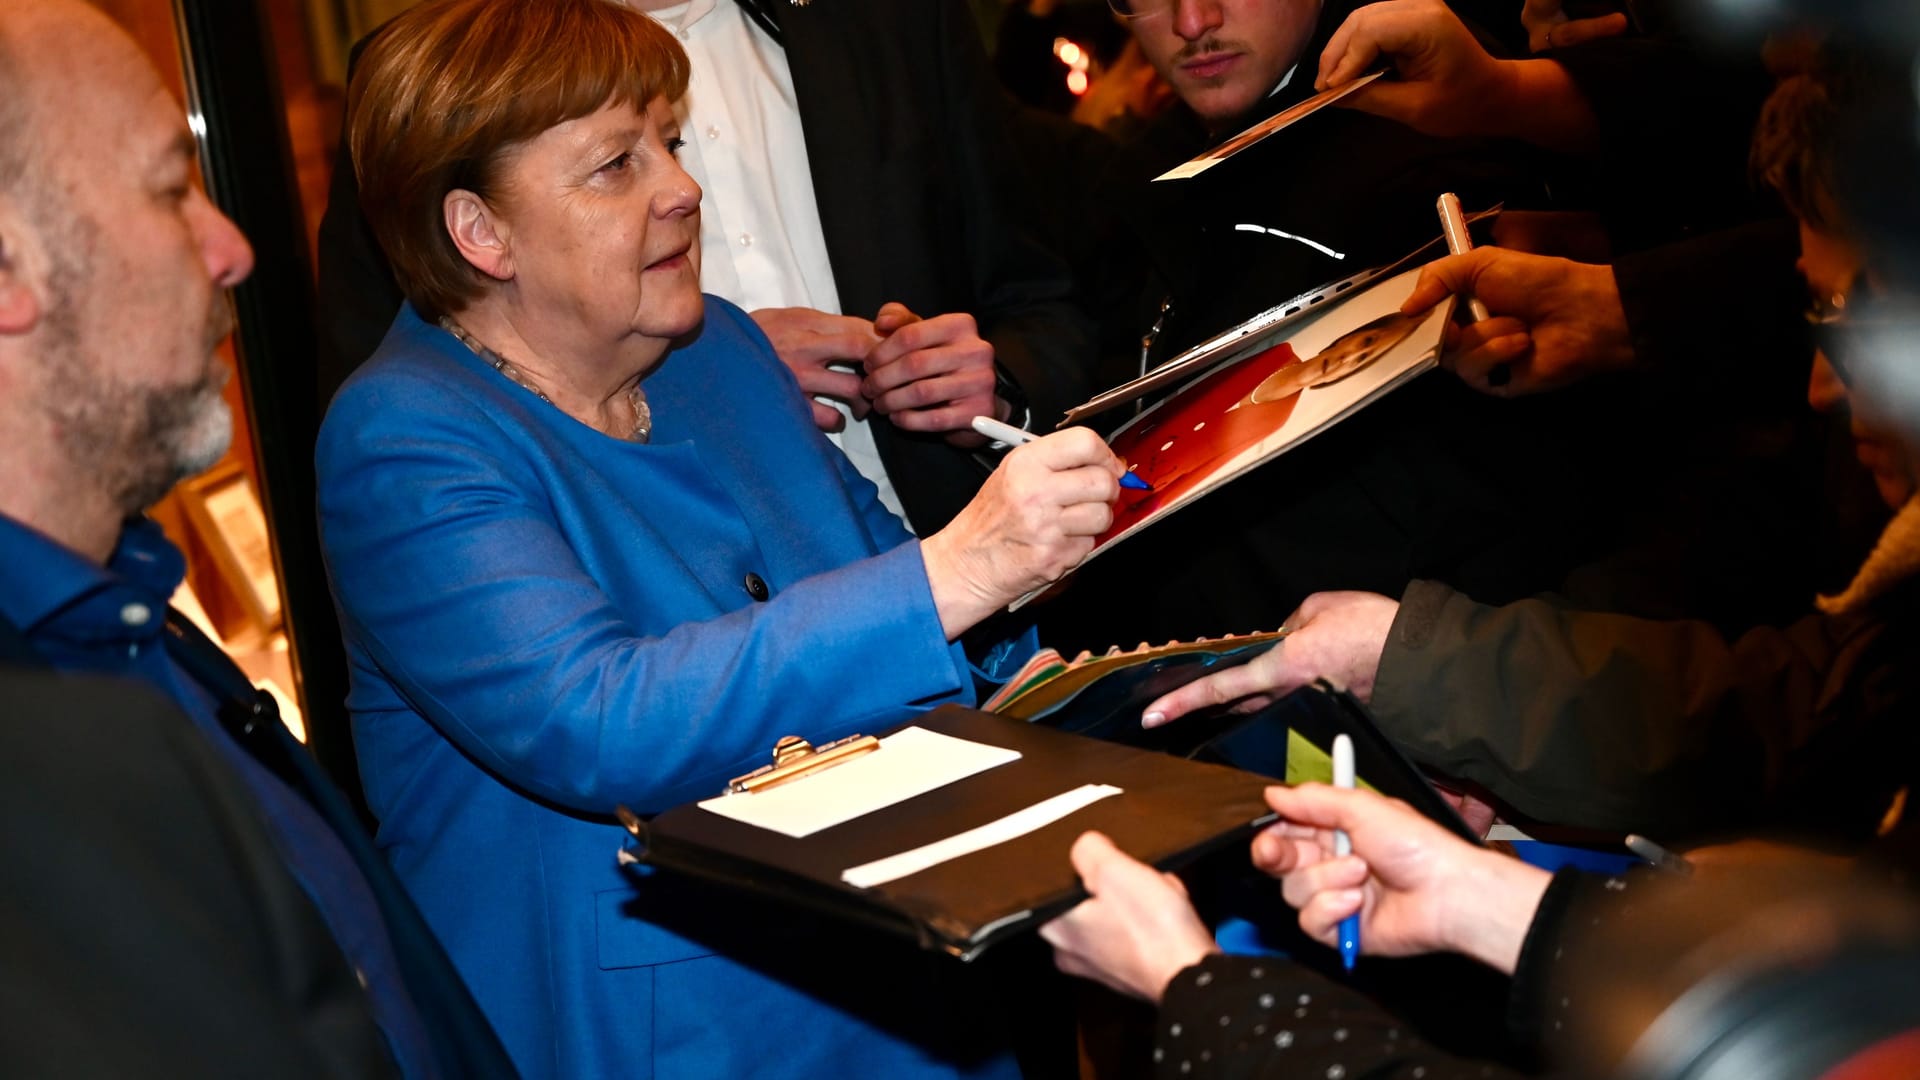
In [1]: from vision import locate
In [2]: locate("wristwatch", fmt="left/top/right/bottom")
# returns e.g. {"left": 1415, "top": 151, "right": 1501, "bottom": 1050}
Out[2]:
{"left": 993, "top": 365, "right": 1032, "bottom": 434}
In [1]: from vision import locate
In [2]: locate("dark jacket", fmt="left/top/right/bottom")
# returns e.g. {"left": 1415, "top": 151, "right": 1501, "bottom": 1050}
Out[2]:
{"left": 1156, "top": 856, "right": 1920, "bottom": 1080}
{"left": 0, "top": 669, "right": 396, "bottom": 1078}
{"left": 0, "top": 613, "right": 518, "bottom": 1079}
{"left": 1155, "top": 949, "right": 1531, "bottom": 1080}
{"left": 1370, "top": 561, "right": 1920, "bottom": 841}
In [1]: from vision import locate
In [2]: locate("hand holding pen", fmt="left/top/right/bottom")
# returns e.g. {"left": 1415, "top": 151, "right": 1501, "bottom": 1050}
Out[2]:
{"left": 1435, "top": 193, "right": 1494, "bottom": 325}
{"left": 1402, "top": 203, "right": 1638, "bottom": 396}
{"left": 972, "top": 416, "right": 1153, "bottom": 491}
{"left": 1252, "top": 782, "right": 1553, "bottom": 976}
{"left": 1332, "top": 735, "right": 1361, "bottom": 970}
{"left": 919, "top": 425, "right": 1126, "bottom": 635}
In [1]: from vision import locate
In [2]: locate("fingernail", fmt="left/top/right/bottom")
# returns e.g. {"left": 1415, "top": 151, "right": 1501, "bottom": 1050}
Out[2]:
{"left": 1142, "top": 711, "right": 1166, "bottom": 728}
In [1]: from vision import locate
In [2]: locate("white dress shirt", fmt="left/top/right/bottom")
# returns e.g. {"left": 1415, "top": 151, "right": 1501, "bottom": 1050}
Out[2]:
{"left": 644, "top": 0, "right": 910, "bottom": 526}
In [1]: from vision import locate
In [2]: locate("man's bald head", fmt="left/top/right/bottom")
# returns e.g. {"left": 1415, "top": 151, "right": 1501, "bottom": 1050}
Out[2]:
{"left": 0, "top": 0, "right": 138, "bottom": 204}
{"left": 0, "top": 22, "right": 29, "bottom": 197}
{"left": 0, "top": 0, "right": 254, "bottom": 560}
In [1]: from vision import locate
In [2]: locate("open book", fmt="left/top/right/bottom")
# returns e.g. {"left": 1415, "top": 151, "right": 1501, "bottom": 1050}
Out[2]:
{"left": 1015, "top": 266, "right": 1454, "bottom": 609}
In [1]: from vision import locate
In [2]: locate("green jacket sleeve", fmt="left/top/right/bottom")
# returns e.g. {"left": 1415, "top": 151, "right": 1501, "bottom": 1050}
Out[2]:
{"left": 1368, "top": 579, "right": 1912, "bottom": 839}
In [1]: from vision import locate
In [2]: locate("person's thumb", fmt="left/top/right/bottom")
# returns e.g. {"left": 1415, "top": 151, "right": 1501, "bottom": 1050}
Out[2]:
{"left": 1400, "top": 249, "right": 1503, "bottom": 315}
{"left": 1552, "top": 12, "right": 1630, "bottom": 49}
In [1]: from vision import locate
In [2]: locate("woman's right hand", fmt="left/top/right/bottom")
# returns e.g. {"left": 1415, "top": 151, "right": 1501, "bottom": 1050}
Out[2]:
{"left": 1254, "top": 784, "right": 1551, "bottom": 975}
{"left": 920, "top": 427, "right": 1122, "bottom": 638}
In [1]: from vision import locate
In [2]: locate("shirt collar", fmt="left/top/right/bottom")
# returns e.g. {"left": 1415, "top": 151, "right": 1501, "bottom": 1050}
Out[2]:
{"left": 0, "top": 513, "right": 185, "bottom": 632}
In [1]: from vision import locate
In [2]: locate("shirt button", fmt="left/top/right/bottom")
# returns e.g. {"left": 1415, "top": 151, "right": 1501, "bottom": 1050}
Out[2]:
{"left": 738, "top": 232, "right": 753, "bottom": 248}
{"left": 355, "top": 967, "right": 370, "bottom": 990}
{"left": 120, "top": 602, "right": 153, "bottom": 627}
{"left": 743, "top": 573, "right": 770, "bottom": 601}
{"left": 706, "top": 124, "right": 720, "bottom": 140}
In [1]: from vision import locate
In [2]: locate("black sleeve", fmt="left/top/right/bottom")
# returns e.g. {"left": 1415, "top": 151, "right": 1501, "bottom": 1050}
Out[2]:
{"left": 0, "top": 670, "right": 397, "bottom": 1079}
{"left": 1548, "top": 37, "right": 1779, "bottom": 248}
{"left": 1505, "top": 868, "right": 1600, "bottom": 1050}
{"left": 1611, "top": 218, "right": 1808, "bottom": 401}
{"left": 932, "top": 0, "right": 1096, "bottom": 433}
{"left": 1156, "top": 954, "right": 1525, "bottom": 1079}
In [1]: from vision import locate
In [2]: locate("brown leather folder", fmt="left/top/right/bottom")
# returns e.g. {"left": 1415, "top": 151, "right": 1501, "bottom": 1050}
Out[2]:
{"left": 618, "top": 705, "right": 1277, "bottom": 960}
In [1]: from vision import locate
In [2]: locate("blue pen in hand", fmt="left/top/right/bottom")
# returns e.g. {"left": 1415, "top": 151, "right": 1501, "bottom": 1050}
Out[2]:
{"left": 1332, "top": 733, "right": 1361, "bottom": 972}
{"left": 970, "top": 415, "right": 1154, "bottom": 490}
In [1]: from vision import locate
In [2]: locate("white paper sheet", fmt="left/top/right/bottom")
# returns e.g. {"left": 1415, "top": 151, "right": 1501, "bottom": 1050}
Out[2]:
{"left": 696, "top": 726, "right": 1020, "bottom": 839}
{"left": 840, "top": 784, "right": 1123, "bottom": 889}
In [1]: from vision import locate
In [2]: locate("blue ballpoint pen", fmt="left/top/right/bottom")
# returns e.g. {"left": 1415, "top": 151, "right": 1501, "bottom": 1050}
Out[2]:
{"left": 1332, "top": 734, "right": 1361, "bottom": 972}
{"left": 970, "top": 415, "right": 1154, "bottom": 490}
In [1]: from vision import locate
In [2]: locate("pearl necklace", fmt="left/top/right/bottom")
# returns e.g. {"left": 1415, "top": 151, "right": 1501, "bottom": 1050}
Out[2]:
{"left": 439, "top": 316, "right": 652, "bottom": 443}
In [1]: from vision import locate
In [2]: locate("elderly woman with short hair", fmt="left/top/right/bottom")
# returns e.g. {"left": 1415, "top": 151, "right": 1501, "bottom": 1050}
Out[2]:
{"left": 315, "top": 1, "right": 1120, "bottom": 1076}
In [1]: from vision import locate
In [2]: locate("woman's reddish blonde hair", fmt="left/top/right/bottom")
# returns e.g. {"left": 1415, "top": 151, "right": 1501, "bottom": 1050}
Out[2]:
{"left": 348, "top": 0, "right": 689, "bottom": 318}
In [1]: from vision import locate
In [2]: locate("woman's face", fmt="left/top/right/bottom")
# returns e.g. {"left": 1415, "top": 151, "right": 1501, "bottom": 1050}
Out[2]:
{"left": 488, "top": 95, "right": 703, "bottom": 350}
{"left": 1801, "top": 221, "right": 1920, "bottom": 509}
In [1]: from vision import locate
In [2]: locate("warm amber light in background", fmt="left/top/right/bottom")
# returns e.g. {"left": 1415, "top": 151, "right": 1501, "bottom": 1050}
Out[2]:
{"left": 1052, "top": 35, "right": 1093, "bottom": 96}
{"left": 88, "top": 0, "right": 325, "bottom": 743}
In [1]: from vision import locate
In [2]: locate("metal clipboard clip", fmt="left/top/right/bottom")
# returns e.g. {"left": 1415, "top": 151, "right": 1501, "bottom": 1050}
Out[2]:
{"left": 725, "top": 733, "right": 880, "bottom": 794}
{"left": 613, "top": 733, "right": 882, "bottom": 864}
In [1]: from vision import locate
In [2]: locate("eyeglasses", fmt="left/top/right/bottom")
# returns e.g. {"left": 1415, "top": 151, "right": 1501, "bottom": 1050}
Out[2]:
{"left": 1106, "top": 0, "right": 1173, "bottom": 18}
{"left": 1805, "top": 278, "right": 1920, "bottom": 393}
{"left": 1807, "top": 279, "right": 1862, "bottom": 384}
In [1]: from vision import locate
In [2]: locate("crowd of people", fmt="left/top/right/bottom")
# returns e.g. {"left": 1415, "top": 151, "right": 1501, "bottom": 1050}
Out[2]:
{"left": 2, "top": 0, "right": 1918, "bottom": 1076}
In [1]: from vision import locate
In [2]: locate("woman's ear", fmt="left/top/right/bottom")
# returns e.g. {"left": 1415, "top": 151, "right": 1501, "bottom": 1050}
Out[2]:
{"left": 444, "top": 189, "right": 514, "bottom": 282}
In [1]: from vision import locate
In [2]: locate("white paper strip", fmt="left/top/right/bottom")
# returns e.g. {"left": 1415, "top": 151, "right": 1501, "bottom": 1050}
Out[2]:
{"left": 697, "top": 727, "right": 1019, "bottom": 839}
{"left": 840, "top": 784, "right": 1124, "bottom": 889}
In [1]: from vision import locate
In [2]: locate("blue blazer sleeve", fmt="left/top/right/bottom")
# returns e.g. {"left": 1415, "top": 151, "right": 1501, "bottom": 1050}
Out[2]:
{"left": 317, "top": 303, "right": 974, "bottom": 815}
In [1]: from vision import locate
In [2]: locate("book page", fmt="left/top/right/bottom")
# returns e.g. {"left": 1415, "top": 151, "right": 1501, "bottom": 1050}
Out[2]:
{"left": 697, "top": 727, "right": 1019, "bottom": 839}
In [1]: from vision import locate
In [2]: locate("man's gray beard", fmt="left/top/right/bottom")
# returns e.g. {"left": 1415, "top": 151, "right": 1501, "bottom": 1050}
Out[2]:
{"left": 36, "top": 224, "right": 234, "bottom": 515}
{"left": 45, "top": 352, "right": 234, "bottom": 514}
{"left": 146, "top": 376, "right": 234, "bottom": 499}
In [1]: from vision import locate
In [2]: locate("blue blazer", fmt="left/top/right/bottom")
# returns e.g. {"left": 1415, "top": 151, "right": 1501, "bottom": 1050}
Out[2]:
{"left": 317, "top": 299, "right": 1017, "bottom": 1079}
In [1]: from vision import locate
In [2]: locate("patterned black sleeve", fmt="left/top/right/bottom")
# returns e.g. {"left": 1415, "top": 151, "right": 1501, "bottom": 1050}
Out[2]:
{"left": 1155, "top": 954, "right": 1524, "bottom": 1080}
